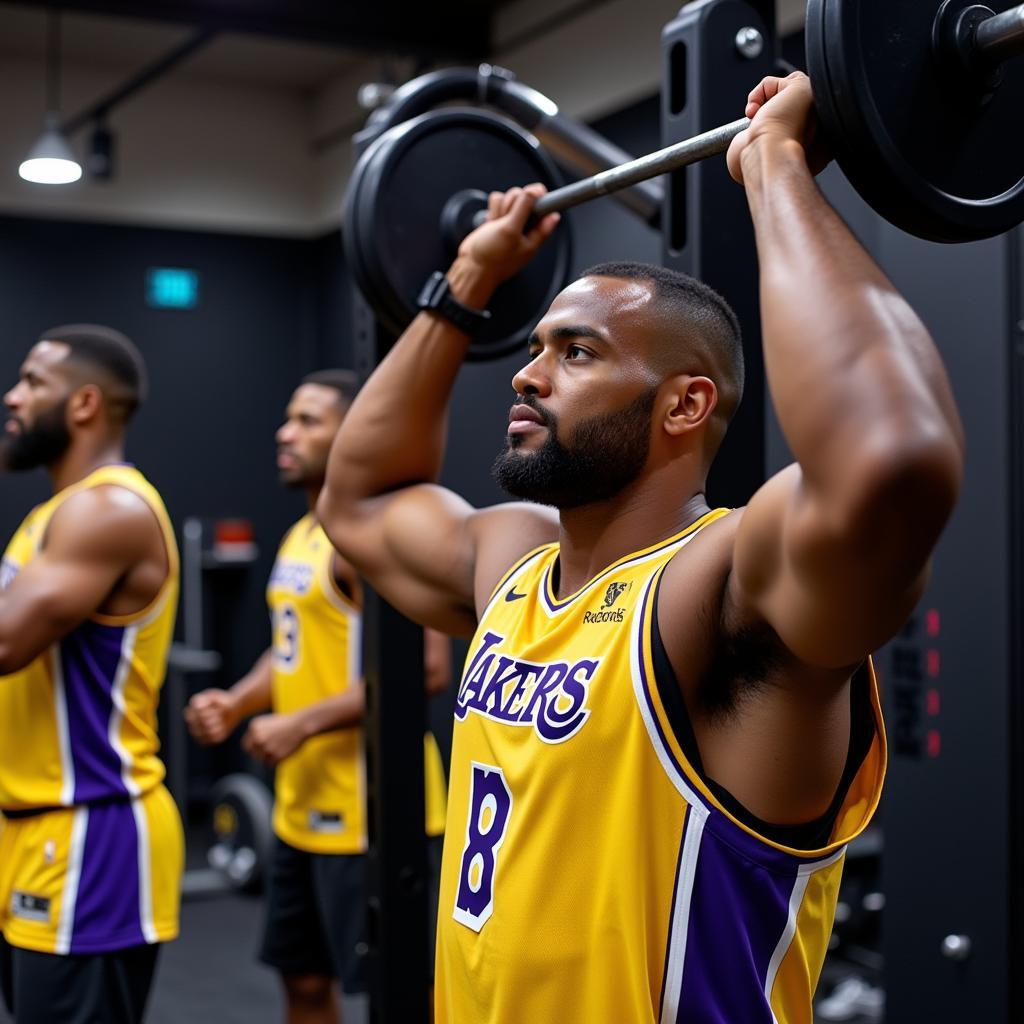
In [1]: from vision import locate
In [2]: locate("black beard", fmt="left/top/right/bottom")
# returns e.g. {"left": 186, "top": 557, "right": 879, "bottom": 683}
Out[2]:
{"left": 492, "top": 387, "right": 657, "bottom": 509}
{"left": 1, "top": 399, "right": 72, "bottom": 472}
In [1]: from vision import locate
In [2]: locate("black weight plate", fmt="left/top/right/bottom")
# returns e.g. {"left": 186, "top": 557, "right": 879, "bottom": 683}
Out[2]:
{"left": 807, "top": 0, "right": 1024, "bottom": 243}
{"left": 343, "top": 108, "right": 572, "bottom": 362}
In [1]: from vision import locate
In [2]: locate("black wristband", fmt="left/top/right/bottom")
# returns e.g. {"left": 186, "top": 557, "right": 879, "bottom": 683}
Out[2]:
{"left": 416, "top": 271, "right": 492, "bottom": 336}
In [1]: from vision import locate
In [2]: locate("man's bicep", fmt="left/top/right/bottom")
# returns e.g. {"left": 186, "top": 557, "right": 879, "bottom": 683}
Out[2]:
{"left": 733, "top": 463, "right": 926, "bottom": 668}
{"left": 325, "top": 485, "right": 481, "bottom": 634}
{"left": 0, "top": 535, "right": 132, "bottom": 671}
{"left": 331, "top": 489, "right": 557, "bottom": 635}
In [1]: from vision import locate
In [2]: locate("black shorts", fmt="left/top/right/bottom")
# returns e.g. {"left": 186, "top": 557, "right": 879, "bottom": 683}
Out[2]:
{"left": 0, "top": 934, "right": 159, "bottom": 1024}
{"left": 258, "top": 838, "right": 368, "bottom": 992}
{"left": 258, "top": 835, "right": 443, "bottom": 993}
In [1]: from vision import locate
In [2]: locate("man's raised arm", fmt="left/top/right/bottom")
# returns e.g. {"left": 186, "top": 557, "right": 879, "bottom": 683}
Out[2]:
{"left": 725, "top": 74, "right": 964, "bottom": 669}
{"left": 318, "top": 187, "right": 560, "bottom": 634}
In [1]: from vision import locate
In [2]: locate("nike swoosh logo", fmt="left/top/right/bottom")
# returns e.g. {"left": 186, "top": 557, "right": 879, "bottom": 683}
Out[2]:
{"left": 505, "top": 589, "right": 528, "bottom": 602}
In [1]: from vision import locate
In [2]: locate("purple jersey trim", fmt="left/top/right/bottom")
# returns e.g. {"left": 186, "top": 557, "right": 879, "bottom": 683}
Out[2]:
{"left": 59, "top": 621, "right": 130, "bottom": 804}
{"left": 674, "top": 829, "right": 799, "bottom": 1023}
{"left": 70, "top": 799, "right": 146, "bottom": 953}
{"left": 539, "top": 532, "right": 689, "bottom": 615}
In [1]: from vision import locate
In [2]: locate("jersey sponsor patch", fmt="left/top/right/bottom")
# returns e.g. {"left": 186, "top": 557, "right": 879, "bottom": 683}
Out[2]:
{"left": 601, "top": 582, "right": 631, "bottom": 608}
{"left": 11, "top": 891, "right": 51, "bottom": 924}
{"left": 455, "top": 631, "right": 596, "bottom": 743}
{"left": 582, "top": 581, "right": 633, "bottom": 624}
{"left": 308, "top": 810, "right": 345, "bottom": 834}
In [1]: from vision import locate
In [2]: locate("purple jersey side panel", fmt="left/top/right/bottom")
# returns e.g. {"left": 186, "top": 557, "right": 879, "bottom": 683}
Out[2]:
{"left": 59, "top": 622, "right": 130, "bottom": 804}
{"left": 71, "top": 799, "right": 146, "bottom": 953}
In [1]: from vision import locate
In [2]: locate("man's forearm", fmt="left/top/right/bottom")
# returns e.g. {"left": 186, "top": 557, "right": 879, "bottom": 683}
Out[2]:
{"left": 743, "top": 138, "right": 963, "bottom": 495}
{"left": 323, "top": 257, "right": 495, "bottom": 505}
{"left": 229, "top": 650, "right": 274, "bottom": 719}
{"left": 293, "top": 684, "right": 366, "bottom": 740}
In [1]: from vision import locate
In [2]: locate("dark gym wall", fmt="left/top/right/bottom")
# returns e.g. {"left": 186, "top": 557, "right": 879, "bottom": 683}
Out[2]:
{"left": 0, "top": 215, "right": 328, "bottom": 691}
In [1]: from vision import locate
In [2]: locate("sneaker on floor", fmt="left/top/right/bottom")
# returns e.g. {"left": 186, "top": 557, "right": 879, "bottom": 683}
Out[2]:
{"left": 816, "top": 976, "right": 884, "bottom": 1023}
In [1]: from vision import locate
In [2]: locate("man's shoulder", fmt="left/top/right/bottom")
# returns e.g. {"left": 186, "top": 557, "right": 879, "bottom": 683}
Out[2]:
{"left": 472, "top": 503, "right": 559, "bottom": 612}
{"left": 657, "top": 509, "right": 748, "bottom": 663}
{"left": 46, "top": 483, "right": 161, "bottom": 558}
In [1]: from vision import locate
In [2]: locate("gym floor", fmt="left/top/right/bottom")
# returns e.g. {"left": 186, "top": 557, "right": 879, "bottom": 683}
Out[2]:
{"left": 0, "top": 892, "right": 370, "bottom": 1024}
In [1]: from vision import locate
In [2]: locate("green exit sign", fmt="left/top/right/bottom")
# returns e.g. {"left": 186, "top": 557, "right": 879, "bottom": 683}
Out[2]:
{"left": 146, "top": 267, "right": 199, "bottom": 309}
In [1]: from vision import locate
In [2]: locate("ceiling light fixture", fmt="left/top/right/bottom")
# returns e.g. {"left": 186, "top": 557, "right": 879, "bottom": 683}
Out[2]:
{"left": 19, "top": 11, "right": 82, "bottom": 185}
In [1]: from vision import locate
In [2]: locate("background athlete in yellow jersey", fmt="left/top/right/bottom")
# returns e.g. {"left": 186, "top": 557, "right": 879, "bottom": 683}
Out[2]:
{"left": 318, "top": 74, "right": 965, "bottom": 1022}
{"left": 186, "top": 370, "right": 449, "bottom": 1024}
{"left": 0, "top": 326, "right": 182, "bottom": 1024}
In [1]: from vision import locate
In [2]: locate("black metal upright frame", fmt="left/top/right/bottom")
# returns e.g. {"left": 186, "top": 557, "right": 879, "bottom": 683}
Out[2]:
{"left": 1007, "top": 225, "right": 1024, "bottom": 1024}
{"left": 661, "top": 0, "right": 775, "bottom": 508}
{"left": 351, "top": 241, "right": 431, "bottom": 1024}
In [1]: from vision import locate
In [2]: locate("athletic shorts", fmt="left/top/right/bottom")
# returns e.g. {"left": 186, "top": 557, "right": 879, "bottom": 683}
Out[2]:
{"left": 0, "top": 935, "right": 159, "bottom": 1024}
{"left": 258, "top": 834, "right": 443, "bottom": 992}
{"left": 0, "top": 785, "right": 183, "bottom": 956}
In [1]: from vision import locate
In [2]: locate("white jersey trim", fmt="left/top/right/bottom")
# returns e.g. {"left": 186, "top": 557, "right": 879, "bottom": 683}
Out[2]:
{"left": 108, "top": 624, "right": 142, "bottom": 798}
{"left": 762, "top": 846, "right": 848, "bottom": 1020}
{"left": 55, "top": 806, "right": 89, "bottom": 954}
{"left": 131, "top": 795, "right": 159, "bottom": 944}
{"left": 51, "top": 646, "right": 76, "bottom": 807}
{"left": 659, "top": 804, "right": 709, "bottom": 1023}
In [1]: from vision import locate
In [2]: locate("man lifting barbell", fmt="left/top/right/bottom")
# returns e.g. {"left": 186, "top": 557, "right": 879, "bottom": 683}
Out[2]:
{"left": 319, "top": 72, "right": 964, "bottom": 1022}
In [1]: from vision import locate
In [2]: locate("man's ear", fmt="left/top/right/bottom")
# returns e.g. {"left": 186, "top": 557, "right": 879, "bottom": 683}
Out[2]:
{"left": 68, "top": 384, "right": 103, "bottom": 426}
{"left": 661, "top": 375, "right": 718, "bottom": 438}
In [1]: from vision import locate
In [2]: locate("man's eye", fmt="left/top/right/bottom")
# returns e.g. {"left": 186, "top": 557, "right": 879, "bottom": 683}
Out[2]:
{"left": 566, "top": 345, "right": 588, "bottom": 360}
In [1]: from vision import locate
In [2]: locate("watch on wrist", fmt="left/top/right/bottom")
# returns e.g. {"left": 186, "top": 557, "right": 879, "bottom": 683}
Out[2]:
{"left": 416, "top": 271, "right": 492, "bottom": 336}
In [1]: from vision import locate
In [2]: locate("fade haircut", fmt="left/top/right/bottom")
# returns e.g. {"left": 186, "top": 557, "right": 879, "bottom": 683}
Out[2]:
{"left": 580, "top": 262, "right": 744, "bottom": 458}
{"left": 301, "top": 368, "right": 359, "bottom": 408}
{"left": 40, "top": 324, "right": 147, "bottom": 425}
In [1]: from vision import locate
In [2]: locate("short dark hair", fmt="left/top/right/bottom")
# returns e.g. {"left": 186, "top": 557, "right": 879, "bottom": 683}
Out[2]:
{"left": 301, "top": 368, "right": 359, "bottom": 407}
{"left": 39, "top": 324, "right": 147, "bottom": 425}
{"left": 580, "top": 262, "right": 744, "bottom": 454}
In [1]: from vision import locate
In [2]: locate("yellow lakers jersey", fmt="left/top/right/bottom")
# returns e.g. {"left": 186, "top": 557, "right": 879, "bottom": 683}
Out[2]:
{"left": 436, "top": 510, "right": 886, "bottom": 1024}
{"left": 267, "top": 514, "right": 446, "bottom": 855}
{"left": 0, "top": 465, "right": 180, "bottom": 812}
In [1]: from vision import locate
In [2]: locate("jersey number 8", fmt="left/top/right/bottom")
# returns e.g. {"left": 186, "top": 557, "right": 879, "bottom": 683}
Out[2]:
{"left": 453, "top": 762, "right": 513, "bottom": 933}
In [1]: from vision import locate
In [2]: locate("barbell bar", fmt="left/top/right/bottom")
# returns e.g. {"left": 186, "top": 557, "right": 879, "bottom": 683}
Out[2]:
{"left": 470, "top": 118, "right": 753, "bottom": 229}
{"left": 975, "top": 3, "right": 1024, "bottom": 62}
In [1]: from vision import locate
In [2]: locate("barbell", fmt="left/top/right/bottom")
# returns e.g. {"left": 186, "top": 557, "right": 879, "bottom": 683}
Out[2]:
{"left": 344, "top": 0, "right": 1024, "bottom": 361}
